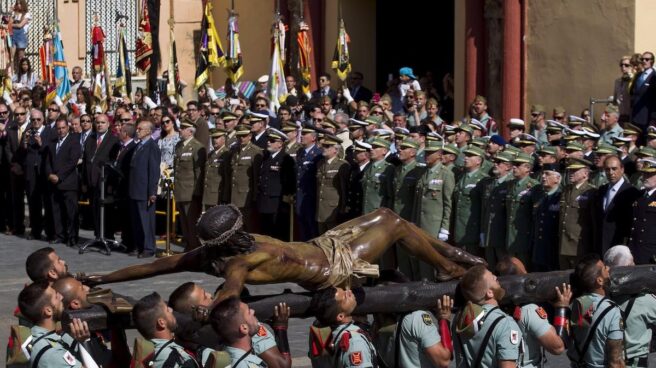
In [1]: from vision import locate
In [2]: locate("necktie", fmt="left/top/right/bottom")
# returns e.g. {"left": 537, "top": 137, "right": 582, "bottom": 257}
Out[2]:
{"left": 56, "top": 139, "right": 63, "bottom": 154}
{"left": 96, "top": 135, "right": 102, "bottom": 147}
{"left": 18, "top": 124, "right": 25, "bottom": 142}
{"left": 604, "top": 188, "right": 612, "bottom": 211}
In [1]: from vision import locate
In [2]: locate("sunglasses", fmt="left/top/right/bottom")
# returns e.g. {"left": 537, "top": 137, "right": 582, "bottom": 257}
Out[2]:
{"left": 15, "top": 112, "right": 26, "bottom": 116}
{"left": 210, "top": 112, "right": 221, "bottom": 116}
{"left": 0, "top": 110, "right": 8, "bottom": 114}
{"left": 531, "top": 113, "right": 540, "bottom": 117}
{"left": 48, "top": 108, "right": 59, "bottom": 112}
{"left": 554, "top": 115, "right": 565, "bottom": 120}
{"left": 162, "top": 119, "right": 172, "bottom": 124}
{"left": 620, "top": 63, "right": 632, "bottom": 67}
{"left": 642, "top": 58, "right": 653, "bottom": 61}
{"left": 81, "top": 119, "right": 92, "bottom": 123}
{"left": 32, "top": 118, "right": 43, "bottom": 121}
{"left": 119, "top": 118, "right": 132, "bottom": 122}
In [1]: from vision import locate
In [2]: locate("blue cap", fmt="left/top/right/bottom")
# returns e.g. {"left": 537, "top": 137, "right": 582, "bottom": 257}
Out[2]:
{"left": 489, "top": 134, "right": 507, "bottom": 146}
{"left": 399, "top": 67, "right": 416, "bottom": 79}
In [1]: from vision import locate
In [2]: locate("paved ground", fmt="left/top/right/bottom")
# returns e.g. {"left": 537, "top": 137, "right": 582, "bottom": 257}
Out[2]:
{"left": 1, "top": 232, "right": 655, "bottom": 367}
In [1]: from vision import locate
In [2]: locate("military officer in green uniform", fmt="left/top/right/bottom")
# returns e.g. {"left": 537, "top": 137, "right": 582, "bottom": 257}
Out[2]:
{"left": 533, "top": 145, "right": 558, "bottom": 180}
{"left": 282, "top": 121, "right": 302, "bottom": 161}
{"left": 316, "top": 135, "right": 350, "bottom": 234}
{"left": 567, "top": 255, "right": 625, "bottom": 368}
{"left": 413, "top": 140, "right": 455, "bottom": 280}
{"left": 471, "top": 137, "right": 494, "bottom": 174}
{"left": 506, "top": 153, "right": 539, "bottom": 267}
{"left": 558, "top": 158, "right": 595, "bottom": 269}
{"left": 442, "top": 143, "right": 461, "bottom": 179}
{"left": 604, "top": 245, "right": 656, "bottom": 368}
{"left": 453, "top": 145, "right": 489, "bottom": 257}
{"left": 392, "top": 138, "right": 427, "bottom": 276}
{"left": 629, "top": 147, "right": 656, "bottom": 189}
{"left": 173, "top": 118, "right": 207, "bottom": 251}
{"left": 453, "top": 265, "right": 523, "bottom": 367}
{"left": 362, "top": 138, "right": 394, "bottom": 215}
{"left": 453, "top": 124, "right": 473, "bottom": 169}
{"left": 230, "top": 124, "right": 263, "bottom": 232}
{"left": 202, "top": 128, "right": 229, "bottom": 209}
{"left": 589, "top": 143, "right": 618, "bottom": 188}
{"left": 480, "top": 151, "right": 515, "bottom": 269}
{"left": 222, "top": 111, "right": 240, "bottom": 148}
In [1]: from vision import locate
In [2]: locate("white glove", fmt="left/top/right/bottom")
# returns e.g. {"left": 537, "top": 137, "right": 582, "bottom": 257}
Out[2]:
{"left": 3, "top": 90, "right": 12, "bottom": 105}
{"left": 207, "top": 87, "right": 219, "bottom": 101}
{"left": 342, "top": 87, "right": 354, "bottom": 103}
{"left": 54, "top": 95, "right": 64, "bottom": 107}
{"left": 143, "top": 96, "right": 157, "bottom": 109}
{"left": 169, "top": 95, "right": 177, "bottom": 105}
{"left": 438, "top": 228, "right": 449, "bottom": 242}
{"left": 305, "top": 91, "right": 312, "bottom": 100}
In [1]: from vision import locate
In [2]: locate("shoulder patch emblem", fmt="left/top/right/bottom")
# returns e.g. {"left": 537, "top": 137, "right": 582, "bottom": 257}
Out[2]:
{"left": 510, "top": 330, "right": 520, "bottom": 345}
{"left": 422, "top": 313, "right": 433, "bottom": 326}
{"left": 513, "top": 306, "right": 521, "bottom": 321}
{"left": 536, "top": 307, "right": 548, "bottom": 320}
{"left": 63, "top": 351, "right": 77, "bottom": 365}
{"left": 257, "top": 325, "right": 268, "bottom": 337}
{"left": 350, "top": 351, "right": 363, "bottom": 366}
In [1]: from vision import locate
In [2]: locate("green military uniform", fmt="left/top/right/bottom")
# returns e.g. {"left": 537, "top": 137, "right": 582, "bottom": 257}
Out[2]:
{"left": 513, "top": 304, "right": 552, "bottom": 368}
{"left": 481, "top": 158, "right": 494, "bottom": 176}
{"left": 414, "top": 160, "right": 455, "bottom": 280}
{"left": 393, "top": 159, "right": 425, "bottom": 220}
{"left": 589, "top": 170, "right": 608, "bottom": 188}
{"left": 202, "top": 145, "right": 228, "bottom": 208}
{"left": 230, "top": 131, "right": 263, "bottom": 231}
{"left": 285, "top": 141, "right": 303, "bottom": 161}
{"left": 28, "top": 326, "right": 81, "bottom": 368}
{"left": 453, "top": 147, "right": 488, "bottom": 255}
{"left": 150, "top": 338, "right": 198, "bottom": 368}
{"left": 362, "top": 158, "right": 394, "bottom": 214}
{"left": 453, "top": 304, "right": 522, "bottom": 368}
{"left": 332, "top": 322, "right": 378, "bottom": 368}
{"left": 225, "top": 346, "right": 267, "bottom": 368}
{"left": 396, "top": 310, "right": 443, "bottom": 368}
{"left": 615, "top": 293, "right": 656, "bottom": 367}
{"left": 558, "top": 181, "right": 595, "bottom": 269}
{"left": 568, "top": 293, "right": 623, "bottom": 368}
{"left": 480, "top": 172, "right": 512, "bottom": 267}
{"left": 316, "top": 155, "right": 350, "bottom": 234}
{"left": 506, "top": 174, "right": 539, "bottom": 266}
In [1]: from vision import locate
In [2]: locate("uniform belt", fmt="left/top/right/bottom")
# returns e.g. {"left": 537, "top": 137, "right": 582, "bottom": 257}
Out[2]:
{"left": 625, "top": 356, "right": 648, "bottom": 368}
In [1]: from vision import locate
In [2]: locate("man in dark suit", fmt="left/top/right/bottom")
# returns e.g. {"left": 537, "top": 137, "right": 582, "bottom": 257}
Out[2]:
{"left": 45, "top": 118, "right": 81, "bottom": 246}
{"left": 257, "top": 128, "right": 295, "bottom": 240}
{"left": 593, "top": 155, "right": 641, "bottom": 255}
{"left": 630, "top": 51, "right": 656, "bottom": 134}
{"left": 82, "top": 114, "right": 120, "bottom": 240}
{"left": 295, "top": 125, "right": 323, "bottom": 240}
{"left": 629, "top": 158, "right": 656, "bottom": 264}
{"left": 311, "top": 73, "right": 338, "bottom": 105}
{"left": 22, "top": 110, "right": 49, "bottom": 240}
{"left": 5, "top": 106, "right": 30, "bottom": 235}
{"left": 348, "top": 71, "right": 373, "bottom": 103}
{"left": 129, "top": 118, "right": 161, "bottom": 258}
{"left": 0, "top": 103, "right": 10, "bottom": 233}
{"left": 111, "top": 123, "right": 136, "bottom": 253}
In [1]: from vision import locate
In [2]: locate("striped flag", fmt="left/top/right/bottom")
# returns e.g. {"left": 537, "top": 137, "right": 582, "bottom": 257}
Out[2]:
{"left": 225, "top": 12, "right": 244, "bottom": 83}
{"left": 45, "top": 26, "right": 71, "bottom": 104}
{"left": 135, "top": 0, "right": 153, "bottom": 73}
{"left": 331, "top": 19, "right": 351, "bottom": 81}
{"left": 166, "top": 26, "right": 180, "bottom": 99}
{"left": 269, "top": 18, "right": 287, "bottom": 111}
{"left": 297, "top": 21, "right": 313, "bottom": 96}
{"left": 195, "top": 0, "right": 226, "bottom": 88}
{"left": 115, "top": 21, "right": 132, "bottom": 97}
{"left": 39, "top": 31, "right": 55, "bottom": 89}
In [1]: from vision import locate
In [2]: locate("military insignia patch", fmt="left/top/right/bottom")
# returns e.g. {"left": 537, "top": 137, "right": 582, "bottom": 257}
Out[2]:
{"left": 63, "top": 351, "right": 76, "bottom": 365}
{"left": 257, "top": 325, "right": 268, "bottom": 337}
{"left": 510, "top": 330, "right": 519, "bottom": 345}
{"left": 350, "top": 351, "right": 363, "bottom": 365}
{"left": 536, "top": 307, "right": 548, "bottom": 319}
{"left": 422, "top": 313, "right": 433, "bottom": 326}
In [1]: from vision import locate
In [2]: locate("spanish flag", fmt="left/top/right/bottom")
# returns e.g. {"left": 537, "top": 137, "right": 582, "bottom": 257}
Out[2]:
{"left": 297, "top": 21, "right": 312, "bottom": 96}
{"left": 331, "top": 19, "right": 351, "bottom": 82}
{"left": 225, "top": 12, "right": 244, "bottom": 83}
{"left": 195, "top": 0, "right": 225, "bottom": 88}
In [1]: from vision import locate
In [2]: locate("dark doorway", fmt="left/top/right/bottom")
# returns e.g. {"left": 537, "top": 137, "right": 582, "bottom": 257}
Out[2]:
{"left": 375, "top": 0, "right": 455, "bottom": 97}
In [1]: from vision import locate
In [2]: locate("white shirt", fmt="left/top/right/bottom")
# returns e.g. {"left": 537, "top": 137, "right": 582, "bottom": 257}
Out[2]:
{"left": 604, "top": 178, "right": 625, "bottom": 210}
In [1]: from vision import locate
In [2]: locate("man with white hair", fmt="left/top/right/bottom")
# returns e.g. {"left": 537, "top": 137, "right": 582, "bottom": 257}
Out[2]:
{"left": 604, "top": 245, "right": 656, "bottom": 368}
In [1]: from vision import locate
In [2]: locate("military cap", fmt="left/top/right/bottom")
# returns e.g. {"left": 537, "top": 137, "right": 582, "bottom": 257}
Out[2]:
{"left": 354, "top": 140, "right": 372, "bottom": 152}
{"left": 365, "top": 115, "right": 383, "bottom": 127}
{"left": 531, "top": 104, "right": 545, "bottom": 114}
{"left": 538, "top": 146, "right": 557, "bottom": 156}
{"left": 442, "top": 143, "right": 459, "bottom": 155}
{"left": 393, "top": 127, "right": 410, "bottom": 139}
{"left": 594, "top": 143, "right": 618, "bottom": 155}
{"left": 399, "top": 138, "right": 420, "bottom": 150}
{"left": 636, "top": 146, "right": 656, "bottom": 158}
{"left": 443, "top": 125, "right": 457, "bottom": 136}
{"left": 504, "top": 145, "right": 522, "bottom": 155}
{"left": 648, "top": 126, "right": 656, "bottom": 139}
{"left": 566, "top": 158, "right": 592, "bottom": 170}
{"left": 235, "top": 124, "right": 252, "bottom": 136}
{"left": 553, "top": 106, "right": 566, "bottom": 116}
{"left": 372, "top": 129, "right": 394, "bottom": 140}
{"left": 546, "top": 120, "right": 567, "bottom": 132}
{"left": 489, "top": 135, "right": 507, "bottom": 146}
{"left": 210, "top": 128, "right": 227, "bottom": 138}
{"left": 320, "top": 134, "right": 342, "bottom": 146}
{"left": 424, "top": 140, "right": 445, "bottom": 152}
{"left": 513, "top": 152, "right": 534, "bottom": 165}
{"left": 623, "top": 123, "right": 642, "bottom": 136}
{"left": 267, "top": 127, "right": 288, "bottom": 141}
{"left": 471, "top": 137, "right": 489, "bottom": 148}
{"left": 349, "top": 118, "right": 368, "bottom": 129}
{"left": 281, "top": 121, "right": 300, "bottom": 132}
{"left": 564, "top": 129, "right": 586, "bottom": 141}
{"left": 611, "top": 136, "right": 631, "bottom": 147}
{"left": 565, "top": 141, "right": 584, "bottom": 151}
{"left": 180, "top": 117, "right": 197, "bottom": 129}
{"left": 508, "top": 118, "right": 525, "bottom": 129}
{"left": 494, "top": 151, "right": 516, "bottom": 163}
{"left": 455, "top": 124, "right": 474, "bottom": 135}
{"left": 220, "top": 111, "right": 238, "bottom": 121}
{"left": 604, "top": 103, "right": 620, "bottom": 114}
{"left": 568, "top": 115, "right": 587, "bottom": 126}
{"left": 470, "top": 119, "right": 486, "bottom": 132}
{"left": 247, "top": 111, "right": 268, "bottom": 123}
{"left": 301, "top": 123, "right": 317, "bottom": 134}
{"left": 321, "top": 118, "right": 338, "bottom": 130}
{"left": 638, "top": 158, "right": 656, "bottom": 173}
{"left": 463, "top": 145, "right": 486, "bottom": 157}
{"left": 581, "top": 123, "right": 599, "bottom": 134}
{"left": 542, "top": 163, "right": 561, "bottom": 172}
{"left": 426, "top": 132, "right": 444, "bottom": 142}
{"left": 581, "top": 129, "right": 600, "bottom": 140}
{"left": 370, "top": 138, "right": 391, "bottom": 149}
{"left": 516, "top": 133, "right": 538, "bottom": 146}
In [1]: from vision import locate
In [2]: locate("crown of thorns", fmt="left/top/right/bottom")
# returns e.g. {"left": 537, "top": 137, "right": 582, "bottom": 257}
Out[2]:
{"left": 197, "top": 204, "right": 244, "bottom": 247}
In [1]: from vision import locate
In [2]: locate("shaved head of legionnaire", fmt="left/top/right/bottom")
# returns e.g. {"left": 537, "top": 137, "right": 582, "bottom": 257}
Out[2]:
{"left": 459, "top": 265, "right": 505, "bottom": 305}
{"left": 52, "top": 277, "right": 91, "bottom": 310}
{"left": 168, "top": 282, "right": 214, "bottom": 314}
{"left": 25, "top": 247, "right": 70, "bottom": 283}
